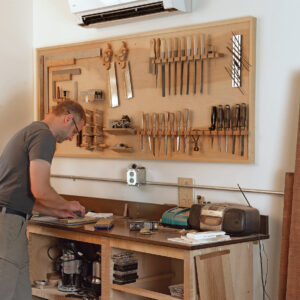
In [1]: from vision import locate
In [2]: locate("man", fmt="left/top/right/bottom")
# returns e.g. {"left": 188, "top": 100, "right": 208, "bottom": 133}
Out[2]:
{"left": 0, "top": 100, "right": 86, "bottom": 299}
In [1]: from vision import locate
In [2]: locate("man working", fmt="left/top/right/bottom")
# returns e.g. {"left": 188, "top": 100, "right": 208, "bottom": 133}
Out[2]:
{"left": 0, "top": 100, "right": 86, "bottom": 299}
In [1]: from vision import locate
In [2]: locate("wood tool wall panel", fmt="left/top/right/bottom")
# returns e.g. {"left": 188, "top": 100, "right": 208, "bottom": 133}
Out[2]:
{"left": 36, "top": 17, "right": 256, "bottom": 163}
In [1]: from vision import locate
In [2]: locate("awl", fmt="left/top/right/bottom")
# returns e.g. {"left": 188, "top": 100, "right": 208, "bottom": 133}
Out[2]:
{"left": 176, "top": 111, "right": 181, "bottom": 152}
{"left": 209, "top": 106, "right": 217, "bottom": 148}
{"left": 217, "top": 105, "right": 223, "bottom": 152}
{"left": 232, "top": 104, "right": 240, "bottom": 154}
{"left": 152, "top": 113, "right": 157, "bottom": 157}
{"left": 240, "top": 103, "right": 247, "bottom": 156}
{"left": 224, "top": 105, "right": 231, "bottom": 152}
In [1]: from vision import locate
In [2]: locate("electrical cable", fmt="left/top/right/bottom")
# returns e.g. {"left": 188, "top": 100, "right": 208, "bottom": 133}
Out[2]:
{"left": 237, "top": 184, "right": 271, "bottom": 300}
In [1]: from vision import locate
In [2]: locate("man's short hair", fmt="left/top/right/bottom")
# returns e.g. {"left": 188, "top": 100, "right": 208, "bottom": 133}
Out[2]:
{"left": 52, "top": 100, "right": 86, "bottom": 124}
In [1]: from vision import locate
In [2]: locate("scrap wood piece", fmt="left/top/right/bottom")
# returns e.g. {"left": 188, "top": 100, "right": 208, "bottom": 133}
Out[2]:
{"left": 52, "top": 73, "right": 72, "bottom": 82}
{"left": 53, "top": 68, "right": 81, "bottom": 75}
{"left": 46, "top": 57, "right": 75, "bottom": 67}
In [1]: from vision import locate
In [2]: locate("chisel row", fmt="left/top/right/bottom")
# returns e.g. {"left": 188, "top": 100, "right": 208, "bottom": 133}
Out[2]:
{"left": 149, "top": 35, "right": 223, "bottom": 97}
{"left": 208, "top": 103, "right": 248, "bottom": 155}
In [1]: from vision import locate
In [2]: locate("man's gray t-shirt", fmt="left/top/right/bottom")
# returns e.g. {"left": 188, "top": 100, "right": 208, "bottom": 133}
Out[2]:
{"left": 0, "top": 121, "right": 56, "bottom": 214}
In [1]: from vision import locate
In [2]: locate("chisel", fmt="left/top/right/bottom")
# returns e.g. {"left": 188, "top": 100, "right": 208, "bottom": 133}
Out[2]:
{"left": 167, "top": 39, "right": 172, "bottom": 96}
{"left": 170, "top": 113, "right": 175, "bottom": 152}
{"left": 176, "top": 111, "right": 181, "bottom": 152}
{"left": 200, "top": 34, "right": 205, "bottom": 93}
{"left": 152, "top": 113, "right": 157, "bottom": 157}
{"left": 149, "top": 39, "right": 156, "bottom": 74}
{"left": 155, "top": 38, "right": 161, "bottom": 88}
{"left": 186, "top": 36, "right": 192, "bottom": 95}
{"left": 158, "top": 113, "right": 164, "bottom": 154}
{"left": 161, "top": 39, "right": 166, "bottom": 97}
{"left": 183, "top": 109, "right": 189, "bottom": 153}
{"left": 165, "top": 112, "right": 169, "bottom": 155}
{"left": 145, "top": 113, "right": 151, "bottom": 152}
{"left": 174, "top": 38, "right": 178, "bottom": 95}
{"left": 193, "top": 35, "right": 198, "bottom": 94}
{"left": 232, "top": 104, "right": 240, "bottom": 154}
{"left": 224, "top": 105, "right": 231, "bottom": 152}
{"left": 240, "top": 103, "right": 247, "bottom": 156}
{"left": 217, "top": 105, "right": 223, "bottom": 152}
{"left": 141, "top": 113, "right": 145, "bottom": 152}
{"left": 180, "top": 37, "right": 185, "bottom": 95}
{"left": 209, "top": 106, "right": 217, "bottom": 148}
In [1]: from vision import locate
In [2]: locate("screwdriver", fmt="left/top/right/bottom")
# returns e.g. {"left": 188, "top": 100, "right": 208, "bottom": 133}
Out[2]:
{"left": 240, "top": 103, "right": 247, "bottom": 156}
{"left": 217, "top": 105, "right": 223, "bottom": 152}
{"left": 224, "top": 105, "right": 231, "bottom": 153}
{"left": 209, "top": 106, "right": 217, "bottom": 148}
{"left": 232, "top": 104, "right": 240, "bottom": 154}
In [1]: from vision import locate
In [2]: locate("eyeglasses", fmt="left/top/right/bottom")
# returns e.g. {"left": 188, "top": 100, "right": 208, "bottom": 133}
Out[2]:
{"left": 67, "top": 110, "right": 80, "bottom": 135}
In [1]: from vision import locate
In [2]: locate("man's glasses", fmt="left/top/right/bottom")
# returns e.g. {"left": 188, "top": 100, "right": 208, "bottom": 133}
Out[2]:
{"left": 67, "top": 110, "right": 80, "bottom": 135}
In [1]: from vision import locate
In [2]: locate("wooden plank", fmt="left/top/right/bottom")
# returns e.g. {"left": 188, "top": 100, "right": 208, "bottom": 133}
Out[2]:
{"left": 53, "top": 68, "right": 81, "bottom": 75}
{"left": 46, "top": 58, "right": 75, "bottom": 67}
{"left": 178, "top": 177, "right": 194, "bottom": 208}
{"left": 278, "top": 172, "right": 294, "bottom": 300}
{"left": 184, "top": 250, "right": 197, "bottom": 300}
{"left": 52, "top": 73, "right": 72, "bottom": 82}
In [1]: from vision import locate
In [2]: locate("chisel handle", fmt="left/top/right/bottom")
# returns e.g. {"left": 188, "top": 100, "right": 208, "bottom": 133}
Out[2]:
{"left": 225, "top": 105, "right": 231, "bottom": 130}
{"left": 174, "top": 38, "right": 178, "bottom": 57}
{"left": 165, "top": 112, "right": 169, "bottom": 130}
{"left": 194, "top": 35, "right": 198, "bottom": 55}
{"left": 240, "top": 103, "right": 247, "bottom": 130}
{"left": 159, "top": 113, "right": 164, "bottom": 130}
{"left": 183, "top": 108, "right": 189, "bottom": 130}
{"left": 153, "top": 113, "right": 157, "bottom": 131}
{"left": 200, "top": 34, "right": 205, "bottom": 55}
{"left": 141, "top": 113, "right": 145, "bottom": 130}
{"left": 150, "top": 39, "right": 156, "bottom": 59}
{"left": 233, "top": 104, "right": 240, "bottom": 130}
{"left": 168, "top": 39, "right": 172, "bottom": 58}
{"left": 177, "top": 111, "right": 181, "bottom": 131}
{"left": 217, "top": 105, "right": 223, "bottom": 130}
{"left": 156, "top": 38, "right": 161, "bottom": 59}
{"left": 209, "top": 106, "right": 217, "bottom": 131}
{"left": 161, "top": 39, "right": 166, "bottom": 59}
{"left": 187, "top": 36, "right": 192, "bottom": 56}
{"left": 181, "top": 37, "right": 185, "bottom": 57}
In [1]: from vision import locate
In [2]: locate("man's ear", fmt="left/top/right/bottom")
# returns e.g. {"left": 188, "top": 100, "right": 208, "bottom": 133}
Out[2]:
{"left": 63, "top": 113, "right": 73, "bottom": 125}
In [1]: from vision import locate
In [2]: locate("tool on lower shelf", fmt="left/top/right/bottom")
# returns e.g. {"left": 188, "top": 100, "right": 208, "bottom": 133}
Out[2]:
{"left": 158, "top": 113, "right": 164, "bottom": 153}
{"left": 145, "top": 113, "right": 151, "bottom": 152}
{"left": 224, "top": 105, "right": 231, "bottom": 152}
{"left": 240, "top": 103, "right": 247, "bottom": 156}
{"left": 217, "top": 105, "right": 223, "bottom": 152}
{"left": 176, "top": 111, "right": 181, "bottom": 152}
{"left": 232, "top": 104, "right": 240, "bottom": 154}
{"left": 209, "top": 106, "right": 217, "bottom": 148}
{"left": 152, "top": 113, "right": 157, "bottom": 157}
{"left": 141, "top": 113, "right": 145, "bottom": 152}
{"left": 165, "top": 112, "right": 169, "bottom": 155}
{"left": 183, "top": 109, "right": 189, "bottom": 153}
{"left": 170, "top": 113, "right": 175, "bottom": 152}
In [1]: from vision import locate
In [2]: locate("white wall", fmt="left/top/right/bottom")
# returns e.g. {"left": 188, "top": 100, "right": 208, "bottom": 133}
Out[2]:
{"left": 0, "top": 1, "right": 33, "bottom": 150}
{"left": 33, "top": 0, "right": 300, "bottom": 299}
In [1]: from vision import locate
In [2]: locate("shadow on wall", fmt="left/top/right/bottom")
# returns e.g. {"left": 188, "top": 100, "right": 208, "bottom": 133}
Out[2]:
{"left": 0, "top": 92, "right": 33, "bottom": 153}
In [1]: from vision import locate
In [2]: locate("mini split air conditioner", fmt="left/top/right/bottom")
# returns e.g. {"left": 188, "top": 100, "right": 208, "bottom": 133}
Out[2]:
{"left": 68, "top": 0, "right": 191, "bottom": 27}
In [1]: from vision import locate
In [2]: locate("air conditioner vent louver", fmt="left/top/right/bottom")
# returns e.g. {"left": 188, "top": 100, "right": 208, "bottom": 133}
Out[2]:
{"left": 81, "top": 2, "right": 176, "bottom": 26}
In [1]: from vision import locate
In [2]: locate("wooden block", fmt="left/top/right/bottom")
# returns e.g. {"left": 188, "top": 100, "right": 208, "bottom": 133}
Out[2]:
{"left": 58, "top": 216, "right": 97, "bottom": 224}
{"left": 195, "top": 250, "right": 234, "bottom": 300}
{"left": 52, "top": 73, "right": 72, "bottom": 82}
{"left": 46, "top": 58, "right": 75, "bottom": 67}
{"left": 178, "top": 177, "right": 193, "bottom": 208}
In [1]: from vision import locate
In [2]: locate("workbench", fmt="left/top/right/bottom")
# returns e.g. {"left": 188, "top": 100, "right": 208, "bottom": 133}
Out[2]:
{"left": 28, "top": 205, "right": 269, "bottom": 300}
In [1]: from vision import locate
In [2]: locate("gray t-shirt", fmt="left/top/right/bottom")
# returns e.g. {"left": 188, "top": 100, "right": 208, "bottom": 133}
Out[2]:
{"left": 0, "top": 121, "right": 56, "bottom": 214}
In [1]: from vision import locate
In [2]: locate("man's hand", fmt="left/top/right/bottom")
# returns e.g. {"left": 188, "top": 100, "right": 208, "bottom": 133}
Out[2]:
{"left": 67, "top": 201, "right": 85, "bottom": 218}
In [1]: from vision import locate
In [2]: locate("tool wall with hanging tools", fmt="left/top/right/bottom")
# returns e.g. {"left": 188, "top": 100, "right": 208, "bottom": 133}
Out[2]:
{"left": 36, "top": 17, "right": 256, "bottom": 163}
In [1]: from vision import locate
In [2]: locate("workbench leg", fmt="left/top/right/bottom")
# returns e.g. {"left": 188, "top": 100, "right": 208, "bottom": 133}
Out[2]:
{"left": 101, "top": 237, "right": 112, "bottom": 299}
{"left": 184, "top": 250, "right": 198, "bottom": 300}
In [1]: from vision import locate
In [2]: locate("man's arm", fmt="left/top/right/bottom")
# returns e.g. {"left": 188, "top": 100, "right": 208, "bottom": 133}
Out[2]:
{"left": 30, "top": 159, "right": 85, "bottom": 217}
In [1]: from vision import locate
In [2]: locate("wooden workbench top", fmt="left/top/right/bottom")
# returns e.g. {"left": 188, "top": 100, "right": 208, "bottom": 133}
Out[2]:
{"left": 28, "top": 217, "right": 269, "bottom": 250}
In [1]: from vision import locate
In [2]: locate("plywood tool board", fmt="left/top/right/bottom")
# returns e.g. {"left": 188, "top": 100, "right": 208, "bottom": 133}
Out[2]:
{"left": 37, "top": 17, "right": 256, "bottom": 163}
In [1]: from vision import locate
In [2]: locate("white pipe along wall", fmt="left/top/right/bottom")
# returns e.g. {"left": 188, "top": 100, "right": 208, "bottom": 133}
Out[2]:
{"left": 31, "top": 0, "right": 300, "bottom": 299}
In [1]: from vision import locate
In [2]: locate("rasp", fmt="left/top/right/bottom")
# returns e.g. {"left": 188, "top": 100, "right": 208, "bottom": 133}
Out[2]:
{"left": 180, "top": 37, "right": 185, "bottom": 95}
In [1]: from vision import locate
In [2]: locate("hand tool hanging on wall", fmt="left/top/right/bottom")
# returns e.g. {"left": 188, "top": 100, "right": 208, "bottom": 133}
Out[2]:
{"left": 177, "top": 111, "right": 181, "bottom": 152}
{"left": 102, "top": 44, "right": 119, "bottom": 108}
{"left": 180, "top": 37, "right": 185, "bottom": 95}
{"left": 167, "top": 39, "right": 172, "bottom": 96}
{"left": 186, "top": 36, "right": 192, "bottom": 95}
{"left": 183, "top": 109, "right": 189, "bottom": 153}
{"left": 240, "top": 103, "right": 247, "bottom": 156}
{"left": 231, "top": 34, "right": 242, "bottom": 88}
{"left": 200, "top": 34, "right": 205, "bottom": 93}
{"left": 155, "top": 38, "right": 161, "bottom": 88}
{"left": 232, "top": 104, "right": 240, "bottom": 154}
{"left": 193, "top": 35, "right": 198, "bottom": 95}
{"left": 158, "top": 113, "right": 164, "bottom": 153}
{"left": 209, "top": 106, "right": 217, "bottom": 148}
{"left": 174, "top": 38, "right": 178, "bottom": 95}
{"left": 161, "top": 39, "right": 166, "bottom": 97}
{"left": 141, "top": 113, "right": 145, "bottom": 152}
{"left": 152, "top": 113, "right": 157, "bottom": 157}
{"left": 170, "top": 113, "right": 175, "bottom": 152}
{"left": 191, "top": 131, "right": 200, "bottom": 151}
{"left": 165, "top": 112, "right": 169, "bottom": 155}
{"left": 224, "top": 105, "right": 231, "bottom": 153}
{"left": 116, "top": 41, "right": 133, "bottom": 99}
{"left": 145, "top": 113, "right": 151, "bottom": 152}
{"left": 149, "top": 38, "right": 156, "bottom": 74}
{"left": 217, "top": 105, "right": 223, "bottom": 152}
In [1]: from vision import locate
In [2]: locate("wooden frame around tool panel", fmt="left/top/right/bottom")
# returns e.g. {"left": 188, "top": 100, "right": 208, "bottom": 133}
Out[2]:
{"left": 36, "top": 17, "right": 256, "bottom": 163}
